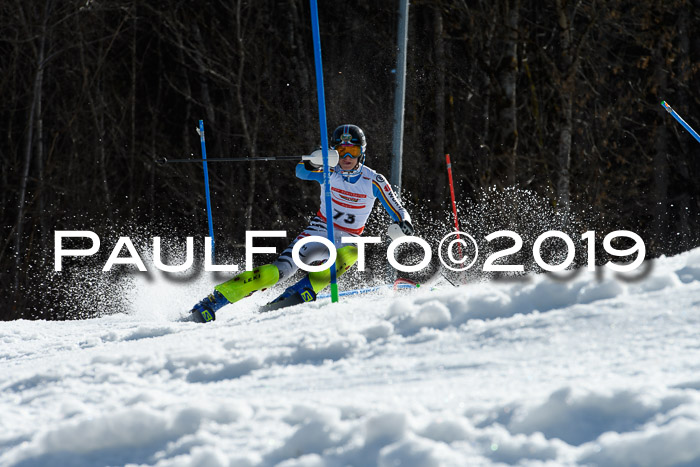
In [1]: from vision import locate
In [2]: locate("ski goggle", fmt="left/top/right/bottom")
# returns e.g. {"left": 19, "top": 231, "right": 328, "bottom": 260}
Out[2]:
{"left": 335, "top": 144, "right": 362, "bottom": 159}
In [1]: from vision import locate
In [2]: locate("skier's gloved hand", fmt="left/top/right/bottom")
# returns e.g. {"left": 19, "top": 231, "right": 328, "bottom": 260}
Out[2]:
{"left": 302, "top": 149, "right": 339, "bottom": 168}
{"left": 398, "top": 220, "right": 414, "bottom": 236}
{"left": 387, "top": 220, "right": 414, "bottom": 240}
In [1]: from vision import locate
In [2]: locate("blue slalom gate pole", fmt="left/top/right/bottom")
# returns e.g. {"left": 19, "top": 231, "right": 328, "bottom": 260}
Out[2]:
{"left": 309, "top": 0, "right": 338, "bottom": 302}
{"left": 661, "top": 101, "right": 700, "bottom": 144}
{"left": 198, "top": 120, "right": 216, "bottom": 262}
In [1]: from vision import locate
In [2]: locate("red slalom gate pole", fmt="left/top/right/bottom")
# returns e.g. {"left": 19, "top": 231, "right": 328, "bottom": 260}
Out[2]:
{"left": 445, "top": 154, "right": 462, "bottom": 259}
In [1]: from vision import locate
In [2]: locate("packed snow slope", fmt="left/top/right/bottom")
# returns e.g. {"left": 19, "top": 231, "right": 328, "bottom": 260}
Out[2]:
{"left": 2, "top": 249, "right": 700, "bottom": 467}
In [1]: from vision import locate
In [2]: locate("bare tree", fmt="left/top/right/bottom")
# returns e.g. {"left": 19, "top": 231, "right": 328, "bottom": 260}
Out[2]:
{"left": 14, "top": 0, "right": 50, "bottom": 290}
{"left": 498, "top": 0, "right": 520, "bottom": 186}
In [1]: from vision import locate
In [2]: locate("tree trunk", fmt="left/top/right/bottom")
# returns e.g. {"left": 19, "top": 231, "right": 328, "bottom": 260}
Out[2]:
{"left": 233, "top": 0, "right": 257, "bottom": 232}
{"left": 433, "top": 6, "right": 446, "bottom": 200}
{"left": 192, "top": 24, "right": 216, "bottom": 128}
{"left": 150, "top": 35, "right": 164, "bottom": 220}
{"left": 14, "top": 1, "right": 48, "bottom": 290}
{"left": 37, "top": 61, "right": 47, "bottom": 256}
{"left": 481, "top": 3, "right": 497, "bottom": 184}
{"left": 95, "top": 45, "right": 112, "bottom": 214}
{"left": 676, "top": 9, "right": 692, "bottom": 243}
{"left": 652, "top": 36, "right": 669, "bottom": 241}
{"left": 499, "top": 0, "right": 519, "bottom": 186}
{"left": 131, "top": 6, "right": 137, "bottom": 208}
{"left": 555, "top": 0, "right": 573, "bottom": 212}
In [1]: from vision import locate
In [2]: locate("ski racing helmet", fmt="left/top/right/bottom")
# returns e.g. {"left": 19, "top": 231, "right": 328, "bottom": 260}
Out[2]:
{"left": 331, "top": 124, "right": 366, "bottom": 177}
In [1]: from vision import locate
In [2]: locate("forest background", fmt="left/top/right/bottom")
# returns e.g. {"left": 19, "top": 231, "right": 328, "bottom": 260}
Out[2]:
{"left": 2, "top": 0, "right": 700, "bottom": 320}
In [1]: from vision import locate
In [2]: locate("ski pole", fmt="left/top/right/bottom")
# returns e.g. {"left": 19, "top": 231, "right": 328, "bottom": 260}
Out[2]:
{"left": 197, "top": 120, "right": 216, "bottom": 263}
{"left": 661, "top": 101, "right": 700, "bottom": 144}
{"left": 156, "top": 155, "right": 305, "bottom": 164}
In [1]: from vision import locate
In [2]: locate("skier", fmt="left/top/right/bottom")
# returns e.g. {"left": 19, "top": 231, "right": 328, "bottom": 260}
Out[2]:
{"left": 190, "top": 124, "right": 414, "bottom": 322}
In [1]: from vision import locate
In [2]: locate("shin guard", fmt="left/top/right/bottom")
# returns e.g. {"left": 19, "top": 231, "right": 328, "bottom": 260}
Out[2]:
{"left": 215, "top": 264, "right": 280, "bottom": 304}
{"left": 307, "top": 245, "right": 359, "bottom": 294}
{"left": 260, "top": 246, "right": 359, "bottom": 312}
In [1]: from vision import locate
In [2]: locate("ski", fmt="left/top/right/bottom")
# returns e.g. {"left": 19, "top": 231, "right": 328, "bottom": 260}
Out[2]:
{"left": 258, "top": 292, "right": 306, "bottom": 313}
{"left": 317, "top": 280, "right": 418, "bottom": 299}
{"left": 258, "top": 279, "right": 420, "bottom": 313}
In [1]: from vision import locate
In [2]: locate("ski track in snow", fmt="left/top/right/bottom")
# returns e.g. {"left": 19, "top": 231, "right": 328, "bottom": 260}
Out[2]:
{"left": 2, "top": 250, "right": 700, "bottom": 466}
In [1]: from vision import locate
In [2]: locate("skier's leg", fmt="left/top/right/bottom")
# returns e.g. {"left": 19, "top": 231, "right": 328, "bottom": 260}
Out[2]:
{"left": 271, "top": 218, "right": 328, "bottom": 282}
{"left": 215, "top": 264, "right": 280, "bottom": 302}
{"left": 261, "top": 245, "right": 358, "bottom": 311}
{"left": 190, "top": 221, "right": 332, "bottom": 322}
{"left": 190, "top": 264, "right": 280, "bottom": 322}
{"left": 306, "top": 244, "right": 359, "bottom": 294}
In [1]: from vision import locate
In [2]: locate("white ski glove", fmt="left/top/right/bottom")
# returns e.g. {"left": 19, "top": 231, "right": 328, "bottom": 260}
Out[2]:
{"left": 387, "top": 221, "right": 414, "bottom": 240}
{"left": 302, "top": 149, "right": 339, "bottom": 168}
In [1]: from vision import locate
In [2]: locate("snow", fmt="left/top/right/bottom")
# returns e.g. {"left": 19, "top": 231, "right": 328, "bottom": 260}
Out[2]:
{"left": 2, "top": 249, "right": 700, "bottom": 466}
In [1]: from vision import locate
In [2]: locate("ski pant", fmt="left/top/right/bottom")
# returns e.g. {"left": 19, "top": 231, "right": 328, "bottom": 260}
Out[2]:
{"left": 214, "top": 216, "right": 359, "bottom": 304}
{"left": 272, "top": 215, "right": 359, "bottom": 281}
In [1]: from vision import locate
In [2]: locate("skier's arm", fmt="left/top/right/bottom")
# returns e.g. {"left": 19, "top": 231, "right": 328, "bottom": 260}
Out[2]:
{"left": 372, "top": 175, "right": 412, "bottom": 224}
{"left": 296, "top": 161, "right": 325, "bottom": 183}
{"left": 296, "top": 149, "right": 339, "bottom": 182}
